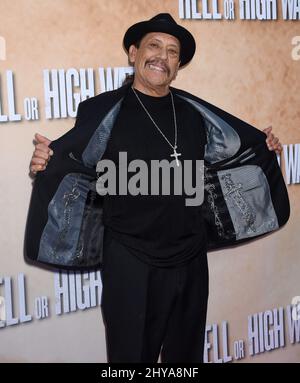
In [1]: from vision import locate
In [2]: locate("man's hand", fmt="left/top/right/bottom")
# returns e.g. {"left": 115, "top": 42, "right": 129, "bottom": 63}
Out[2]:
{"left": 30, "top": 133, "right": 53, "bottom": 174}
{"left": 263, "top": 126, "right": 282, "bottom": 155}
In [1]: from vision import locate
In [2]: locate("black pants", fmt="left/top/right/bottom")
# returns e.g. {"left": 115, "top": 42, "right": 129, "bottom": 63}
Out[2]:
{"left": 100, "top": 230, "right": 209, "bottom": 363}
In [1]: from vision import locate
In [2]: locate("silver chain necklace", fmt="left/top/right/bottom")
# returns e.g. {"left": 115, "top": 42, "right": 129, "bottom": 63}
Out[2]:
{"left": 131, "top": 86, "right": 182, "bottom": 166}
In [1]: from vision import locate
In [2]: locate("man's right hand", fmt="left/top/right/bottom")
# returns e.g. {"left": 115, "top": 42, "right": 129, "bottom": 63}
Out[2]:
{"left": 30, "top": 133, "right": 53, "bottom": 174}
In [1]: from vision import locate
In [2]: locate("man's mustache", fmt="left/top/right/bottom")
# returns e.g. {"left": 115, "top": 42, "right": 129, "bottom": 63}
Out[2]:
{"left": 145, "top": 60, "right": 170, "bottom": 75}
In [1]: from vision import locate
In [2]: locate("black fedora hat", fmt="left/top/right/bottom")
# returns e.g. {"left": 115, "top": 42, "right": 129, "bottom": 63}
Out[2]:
{"left": 123, "top": 13, "right": 196, "bottom": 67}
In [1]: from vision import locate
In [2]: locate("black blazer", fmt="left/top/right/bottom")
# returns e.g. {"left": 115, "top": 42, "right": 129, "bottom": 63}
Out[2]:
{"left": 24, "top": 82, "right": 290, "bottom": 270}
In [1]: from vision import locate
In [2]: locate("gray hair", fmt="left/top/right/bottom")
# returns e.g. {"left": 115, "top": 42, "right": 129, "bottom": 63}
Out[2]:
{"left": 122, "top": 38, "right": 143, "bottom": 86}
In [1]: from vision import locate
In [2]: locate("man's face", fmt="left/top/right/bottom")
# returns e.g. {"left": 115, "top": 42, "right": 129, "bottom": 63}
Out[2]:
{"left": 128, "top": 32, "right": 181, "bottom": 90}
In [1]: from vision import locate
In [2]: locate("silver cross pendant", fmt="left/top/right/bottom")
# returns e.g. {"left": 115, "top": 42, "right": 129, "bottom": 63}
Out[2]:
{"left": 170, "top": 146, "right": 182, "bottom": 167}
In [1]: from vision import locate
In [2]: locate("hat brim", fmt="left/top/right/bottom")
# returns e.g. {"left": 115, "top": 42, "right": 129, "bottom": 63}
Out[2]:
{"left": 123, "top": 20, "right": 196, "bottom": 68}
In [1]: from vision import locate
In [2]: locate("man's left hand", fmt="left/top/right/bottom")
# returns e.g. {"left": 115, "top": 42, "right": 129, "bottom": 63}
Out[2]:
{"left": 263, "top": 126, "right": 282, "bottom": 155}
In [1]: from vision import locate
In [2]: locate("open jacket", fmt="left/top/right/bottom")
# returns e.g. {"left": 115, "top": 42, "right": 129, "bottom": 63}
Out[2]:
{"left": 24, "top": 82, "right": 290, "bottom": 270}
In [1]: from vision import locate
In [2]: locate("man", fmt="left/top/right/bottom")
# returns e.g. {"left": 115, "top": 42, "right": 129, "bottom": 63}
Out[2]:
{"left": 25, "top": 14, "right": 289, "bottom": 363}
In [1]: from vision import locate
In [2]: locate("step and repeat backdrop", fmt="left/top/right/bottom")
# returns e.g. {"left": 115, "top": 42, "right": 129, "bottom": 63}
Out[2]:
{"left": 0, "top": 0, "right": 299, "bottom": 363}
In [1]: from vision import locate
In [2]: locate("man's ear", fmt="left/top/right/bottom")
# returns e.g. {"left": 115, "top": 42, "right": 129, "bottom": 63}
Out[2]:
{"left": 128, "top": 45, "right": 137, "bottom": 65}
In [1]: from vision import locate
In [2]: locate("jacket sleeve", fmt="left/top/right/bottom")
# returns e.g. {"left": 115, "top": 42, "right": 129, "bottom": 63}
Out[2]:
{"left": 173, "top": 87, "right": 290, "bottom": 251}
{"left": 24, "top": 101, "right": 104, "bottom": 271}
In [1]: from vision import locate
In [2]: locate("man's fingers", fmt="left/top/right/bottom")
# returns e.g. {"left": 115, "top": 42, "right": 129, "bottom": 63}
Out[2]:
{"left": 266, "top": 135, "right": 274, "bottom": 149}
{"left": 35, "top": 143, "right": 53, "bottom": 156}
{"left": 31, "top": 157, "right": 48, "bottom": 166}
{"left": 276, "top": 146, "right": 283, "bottom": 154}
{"left": 30, "top": 164, "right": 46, "bottom": 173}
{"left": 263, "top": 126, "right": 272, "bottom": 134}
{"left": 267, "top": 137, "right": 280, "bottom": 147}
{"left": 266, "top": 135, "right": 283, "bottom": 154}
{"left": 30, "top": 133, "right": 52, "bottom": 176}
{"left": 33, "top": 149, "right": 51, "bottom": 161}
{"left": 34, "top": 133, "right": 52, "bottom": 146}
{"left": 262, "top": 125, "right": 283, "bottom": 154}
{"left": 266, "top": 133, "right": 275, "bottom": 142}
{"left": 271, "top": 137, "right": 279, "bottom": 145}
